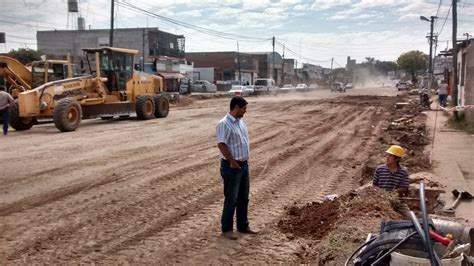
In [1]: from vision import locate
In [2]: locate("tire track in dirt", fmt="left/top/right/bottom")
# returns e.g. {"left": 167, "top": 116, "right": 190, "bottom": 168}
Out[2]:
{"left": 1, "top": 102, "right": 328, "bottom": 262}
{"left": 165, "top": 107, "right": 380, "bottom": 263}
{"left": 1, "top": 94, "right": 398, "bottom": 263}
{"left": 79, "top": 105, "right": 370, "bottom": 263}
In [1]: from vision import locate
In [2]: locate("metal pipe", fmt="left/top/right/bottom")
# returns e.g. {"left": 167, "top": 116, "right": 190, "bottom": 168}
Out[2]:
{"left": 419, "top": 182, "right": 442, "bottom": 265}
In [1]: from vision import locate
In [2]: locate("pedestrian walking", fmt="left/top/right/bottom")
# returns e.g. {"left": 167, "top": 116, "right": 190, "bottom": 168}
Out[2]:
{"left": 0, "top": 85, "right": 14, "bottom": 135}
{"left": 373, "top": 145, "right": 409, "bottom": 195}
{"left": 437, "top": 80, "right": 449, "bottom": 107}
{"left": 216, "top": 96, "right": 257, "bottom": 240}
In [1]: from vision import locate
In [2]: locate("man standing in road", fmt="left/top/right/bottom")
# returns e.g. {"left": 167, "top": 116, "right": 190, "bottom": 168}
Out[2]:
{"left": 373, "top": 145, "right": 409, "bottom": 195}
{"left": 437, "top": 80, "right": 449, "bottom": 107}
{"left": 0, "top": 85, "right": 14, "bottom": 136}
{"left": 216, "top": 96, "right": 257, "bottom": 240}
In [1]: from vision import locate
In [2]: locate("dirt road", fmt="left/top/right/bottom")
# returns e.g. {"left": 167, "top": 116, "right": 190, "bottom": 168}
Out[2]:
{"left": 0, "top": 87, "right": 401, "bottom": 263}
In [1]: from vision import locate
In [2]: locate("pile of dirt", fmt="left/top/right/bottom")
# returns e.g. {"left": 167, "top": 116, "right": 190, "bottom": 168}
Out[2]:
{"left": 174, "top": 96, "right": 194, "bottom": 107}
{"left": 189, "top": 93, "right": 227, "bottom": 100}
{"left": 278, "top": 187, "right": 404, "bottom": 264}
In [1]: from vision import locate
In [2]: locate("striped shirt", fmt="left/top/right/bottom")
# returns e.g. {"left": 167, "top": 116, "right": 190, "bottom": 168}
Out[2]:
{"left": 216, "top": 113, "right": 250, "bottom": 161}
{"left": 373, "top": 164, "right": 409, "bottom": 190}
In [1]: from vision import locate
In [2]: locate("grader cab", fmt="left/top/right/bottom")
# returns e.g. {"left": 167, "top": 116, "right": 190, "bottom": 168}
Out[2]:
{"left": 0, "top": 56, "right": 76, "bottom": 97}
{"left": 10, "top": 47, "right": 169, "bottom": 132}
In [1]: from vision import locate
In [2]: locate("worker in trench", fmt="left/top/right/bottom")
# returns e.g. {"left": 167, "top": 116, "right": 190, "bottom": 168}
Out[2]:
{"left": 373, "top": 145, "right": 409, "bottom": 194}
{"left": 373, "top": 145, "right": 410, "bottom": 215}
{"left": 216, "top": 96, "right": 258, "bottom": 240}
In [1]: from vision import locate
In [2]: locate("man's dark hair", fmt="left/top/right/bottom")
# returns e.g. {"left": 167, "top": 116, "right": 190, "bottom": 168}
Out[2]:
{"left": 0, "top": 85, "right": 5, "bottom": 91}
{"left": 0, "top": 62, "right": 7, "bottom": 68}
{"left": 230, "top": 96, "right": 248, "bottom": 110}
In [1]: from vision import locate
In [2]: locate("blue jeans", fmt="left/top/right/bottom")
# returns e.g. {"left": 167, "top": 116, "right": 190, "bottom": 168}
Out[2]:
{"left": 220, "top": 159, "right": 249, "bottom": 233}
{"left": 0, "top": 107, "right": 8, "bottom": 135}
{"left": 439, "top": 94, "right": 447, "bottom": 107}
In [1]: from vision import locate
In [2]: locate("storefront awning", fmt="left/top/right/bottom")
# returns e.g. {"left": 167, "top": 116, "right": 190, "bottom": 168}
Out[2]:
{"left": 158, "top": 72, "right": 185, "bottom": 79}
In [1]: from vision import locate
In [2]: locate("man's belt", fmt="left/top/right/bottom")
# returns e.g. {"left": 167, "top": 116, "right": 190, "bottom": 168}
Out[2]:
{"left": 222, "top": 159, "right": 248, "bottom": 165}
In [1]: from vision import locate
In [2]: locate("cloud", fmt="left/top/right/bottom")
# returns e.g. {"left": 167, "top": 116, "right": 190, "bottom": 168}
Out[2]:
{"left": 310, "top": 0, "right": 352, "bottom": 11}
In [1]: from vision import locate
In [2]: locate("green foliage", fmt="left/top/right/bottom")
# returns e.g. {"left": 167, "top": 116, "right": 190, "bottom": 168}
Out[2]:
{"left": 397, "top": 50, "right": 428, "bottom": 83}
{"left": 360, "top": 58, "right": 398, "bottom": 74}
{"left": 7, "top": 48, "right": 43, "bottom": 64}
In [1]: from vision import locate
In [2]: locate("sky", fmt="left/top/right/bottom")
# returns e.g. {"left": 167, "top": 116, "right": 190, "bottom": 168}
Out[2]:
{"left": 1, "top": 0, "right": 473, "bottom": 68}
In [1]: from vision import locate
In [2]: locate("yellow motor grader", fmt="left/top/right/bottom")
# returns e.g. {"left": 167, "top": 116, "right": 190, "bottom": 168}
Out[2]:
{"left": 10, "top": 47, "right": 169, "bottom": 132}
{"left": 0, "top": 55, "right": 76, "bottom": 97}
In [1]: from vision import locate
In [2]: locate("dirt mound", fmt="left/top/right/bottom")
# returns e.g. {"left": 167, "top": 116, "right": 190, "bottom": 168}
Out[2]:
{"left": 278, "top": 187, "right": 404, "bottom": 264}
{"left": 174, "top": 96, "right": 194, "bottom": 107}
{"left": 279, "top": 201, "right": 340, "bottom": 239}
{"left": 189, "top": 93, "right": 227, "bottom": 100}
{"left": 278, "top": 187, "right": 402, "bottom": 240}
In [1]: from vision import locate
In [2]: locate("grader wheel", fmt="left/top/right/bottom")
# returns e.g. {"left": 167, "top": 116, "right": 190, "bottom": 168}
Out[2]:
{"left": 153, "top": 95, "right": 169, "bottom": 118}
{"left": 135, "top": 96, "right": 155, "bottom": 120}
{"left": 9, "top": 100, "right": 35, "bottom": 131}
{"left": 53, "top": 98, "right": 82, "bottom": 132}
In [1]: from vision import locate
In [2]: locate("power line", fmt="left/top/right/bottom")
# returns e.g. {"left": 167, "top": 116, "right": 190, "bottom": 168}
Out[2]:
{"left": 438, "top": 4, "right": 453, "bottom": 36}
{"left": 116, "top": 0, "right": 271, "bottom": 42}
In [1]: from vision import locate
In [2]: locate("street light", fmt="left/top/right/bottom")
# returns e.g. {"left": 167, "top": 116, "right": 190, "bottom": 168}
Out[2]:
{"left": 420, "top": 15, "right": 437, "bottom": 74}
{"left": 420, "top": 16, "right": 430, "bottom": 22}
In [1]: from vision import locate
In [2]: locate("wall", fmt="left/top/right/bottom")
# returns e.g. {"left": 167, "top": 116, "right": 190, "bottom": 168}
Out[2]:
{"left": 462, "top": 44, "right": 474, "bottom": 124}
{"left": 193, "top": 67, "right": 215, "bottom": 82}
{"left": 37, "top": 28, "right": 184, "bottom": 65}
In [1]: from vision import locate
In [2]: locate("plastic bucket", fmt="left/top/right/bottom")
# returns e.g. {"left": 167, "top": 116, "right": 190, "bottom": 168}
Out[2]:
{"left": 390, "top": 249, "right": 462, "bottom": 266}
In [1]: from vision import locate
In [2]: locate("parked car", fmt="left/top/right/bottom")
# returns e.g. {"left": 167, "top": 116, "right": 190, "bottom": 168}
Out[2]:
{"left": 244, "top": 85, "right": 255, "bottom": 95}
{"left": 192, "top": 80, "right": 217, "bottom": 93}
{"left": 308, "top": 84, "right": 319, "bottom": 90}
{"left": 331, "top": 82, "right": 346, "bottom": 93}
{"left": 396, "top": 81, "right": 409, "bottom": 91}
{"left": 344, "top": 83, "right": 354, "bottom": 90}
{"left": 254, "top": 78, "right": 278, "bottom": 95}
{"left": 228, "top": 85, "right": 250, "bottom": 97}
{"left": 295, "top": 83, "right": 308, "bottom": 91}
{"left": 280, "top": 84, "right": 295, "bottom": 93}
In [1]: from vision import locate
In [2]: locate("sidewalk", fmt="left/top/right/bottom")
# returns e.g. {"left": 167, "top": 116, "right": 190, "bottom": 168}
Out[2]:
{"left": 426, "top": 109, "right": 474, "bottom": 225}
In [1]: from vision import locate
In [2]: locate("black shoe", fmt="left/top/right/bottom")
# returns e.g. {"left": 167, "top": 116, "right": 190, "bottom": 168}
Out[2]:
{"left": 222, "top": 231, "right": 238, "bottom": 240}
{"left": 238, "top": 227, "right": 258, "bottom": 234}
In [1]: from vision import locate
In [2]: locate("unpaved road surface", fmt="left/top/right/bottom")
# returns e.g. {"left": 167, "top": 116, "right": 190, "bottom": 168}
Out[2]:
{"left": 0, "top": 87, "right": 400, "bottom": 263}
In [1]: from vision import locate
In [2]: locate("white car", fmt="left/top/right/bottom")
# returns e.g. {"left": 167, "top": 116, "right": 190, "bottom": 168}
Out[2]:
{"left": 295, "top": 83, "right": 308, "bottom": 91}
{"left": 280, "top": 84, "right": 295, "bottom": 93}
{"left": 254, "top": 78, "right": 278, "bottom": 95}
{"left": 228, "top": 85, "right": 253, "bottom": 97}
{"left": 309, "top": 84, "right": 319, "bottom": 90}
{"left": 244, "top": 85, "right": 255, "bottom": 96}
{"left": 192, "top": 80, "right": 217, "bottom": 93}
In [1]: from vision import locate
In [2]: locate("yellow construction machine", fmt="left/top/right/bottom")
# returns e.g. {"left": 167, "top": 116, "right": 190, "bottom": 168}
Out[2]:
{"left": 0, "top": 55, "right": 76, "bottom": 97}
{"left": 10, "top": 47, "right": 169, "bottom": 132}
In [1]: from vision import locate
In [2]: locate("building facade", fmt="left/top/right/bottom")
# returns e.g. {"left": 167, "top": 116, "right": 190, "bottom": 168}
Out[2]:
{"left": 186, "top": 52, "right": 258, "bottom": 84}
{"left": 457, "top": 39, "right": 474, "bottom": 124}
{"left": 37, "top": 27, "right": 186, "bottom": 73}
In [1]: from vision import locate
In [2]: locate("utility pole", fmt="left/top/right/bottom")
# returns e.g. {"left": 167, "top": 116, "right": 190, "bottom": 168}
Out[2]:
{"left": 272, "top": 36, "right": 275, "bottom": 81}
{"left": 142, "top": 28, "right": 146, "bottom": 71}
{"left": 428, "top": 16, "right": 437, "bottom": 74}
{"left": 282, "top": 43, "right": 285, "bottom": 85}
{"left": 237, "top": 41, "right": 242, "bottom": 85}
{"left": 109, "top": 0, "right": 114, "bottom": 47}
{"left": 330, "top": 57, "right": 334, "bottom": 70}
{"left": 452, "top": 0, "right": 458, "bottom": 110}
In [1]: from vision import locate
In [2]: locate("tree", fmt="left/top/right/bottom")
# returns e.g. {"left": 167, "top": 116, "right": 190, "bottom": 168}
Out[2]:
{"left": 397, "top": 50, "right": 428, "bottom": 83}
{"left": 7, "top": 48, "right": 43, "bottom": 64}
